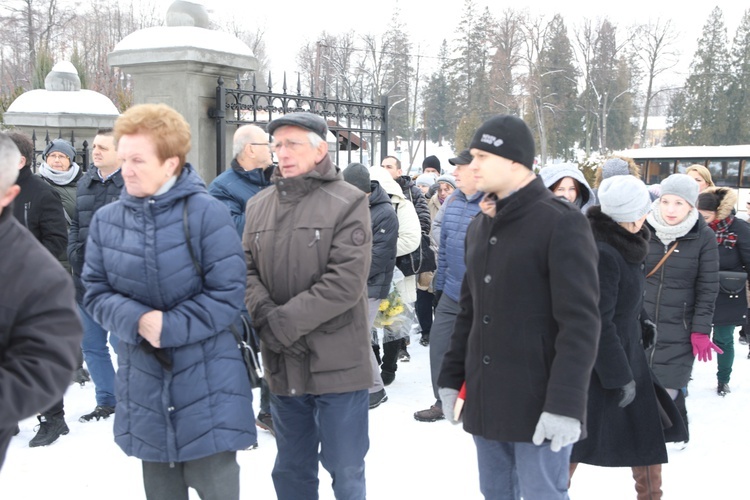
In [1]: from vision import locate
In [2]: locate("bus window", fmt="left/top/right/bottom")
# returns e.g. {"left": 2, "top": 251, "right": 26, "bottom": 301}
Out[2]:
{"left": 647, "top": 159, "right": 673, "bottom": 185}
{"left": 741, "top": 159, "right": 750, "bottom": 188}
{"left": 676, "top": 159, "right": 704, "bottom": 173}
{"left": 708, "top": 159, "right": 740, "bottom": 187}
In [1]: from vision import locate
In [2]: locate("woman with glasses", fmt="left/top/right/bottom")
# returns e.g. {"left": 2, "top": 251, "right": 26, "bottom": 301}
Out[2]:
{"left": 83, "top": 104, "right": 255, "bottom": 499}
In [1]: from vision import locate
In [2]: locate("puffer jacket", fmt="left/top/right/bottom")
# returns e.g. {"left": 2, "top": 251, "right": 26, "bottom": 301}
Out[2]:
{"left": 207, "top": 158, "right": 273, "bottom": 236}
{"left": 396, "top": 174, "right": 431, "bottom": 235}
{"left": 12, "top": 165, "right": 67, "bottom": 260}
{"left": 68, "top": 167, "right": 123, "bottom": 302}
{"left": 367, "top": 180, "right": 399, "bottom": 300}
{"left": 539, "top": 163, "right": 597, "bottom": 213}
{"left": 243, "top": 155, "right": 373, "bottom": 396}
{"left": 702, "top": 186, "right": 750, "bottom": 326}
{"left": 82, "top": 164, "right": 256, "bottom": 463}
{"left": 434, "top": 189, "right": 483, "bottom": 302}
{"left": 644, "top": 216, "right": 719, "bottom": 389}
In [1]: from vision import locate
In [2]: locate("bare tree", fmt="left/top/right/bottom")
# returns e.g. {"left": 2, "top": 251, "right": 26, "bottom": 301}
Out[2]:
{"left": 633, "top": 18, "right": 679, "bottom": 146}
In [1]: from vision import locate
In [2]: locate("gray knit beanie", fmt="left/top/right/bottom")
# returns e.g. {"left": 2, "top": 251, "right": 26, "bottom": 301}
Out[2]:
{"left": 659, "top": 173, "right": 699, "bottom": 207}
{"left": 598, "top": 176, "right": 651, "bottom": 223}
{"left": 343, "top": 162, "right": 371, "bottom": 193}
{"left": 436, "top": 174, "right": 456, "bottom": 189}
{"left": 43, "top": 139, "right": 76, "bottom": 162}
{"left": 601, "top": 158, "right": 630, "bottom": 180}
{"left": 416, "top": 172, "right": 437, "bottom": 187}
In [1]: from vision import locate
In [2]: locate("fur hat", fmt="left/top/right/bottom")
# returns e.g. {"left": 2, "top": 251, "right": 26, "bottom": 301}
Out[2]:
{"left": 598, "top": 176, "right": 651, "bottom": 223}
{"left": 43, "top": 139, "right": 75, "bottom": 162}
{"left": 422, "top": 155, "right": 441, "bottom": 172}
{"left": 469, "top": 115, "right": 535, "bottom": 169}
{"left": 267, "top": 112, "right": 328, "bottom": 141}
{"left": 659, "top": 173, "right": 699, "bottom": 207}
{"left": 343, "top": 162, "right": 371, "bottom": 193}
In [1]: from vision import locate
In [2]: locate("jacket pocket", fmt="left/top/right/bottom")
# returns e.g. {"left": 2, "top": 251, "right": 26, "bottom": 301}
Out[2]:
{"left": 305, "top": 310, "right": 362, "bottom": 374}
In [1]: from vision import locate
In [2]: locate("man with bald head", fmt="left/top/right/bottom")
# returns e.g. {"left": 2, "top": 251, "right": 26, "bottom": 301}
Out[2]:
{"left": 0, "top": 132, "right": 82, "bottom": 468}
{"left": 209, "top": 124, "right": 274, "bottom": 234}
{"left": 209, "top": 124, "right": 275, "bottom": 439}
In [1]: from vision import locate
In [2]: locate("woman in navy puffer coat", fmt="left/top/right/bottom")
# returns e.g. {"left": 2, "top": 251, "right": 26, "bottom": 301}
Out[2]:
{"left": 82, "top": 104, "right": 255, "bottom": 499}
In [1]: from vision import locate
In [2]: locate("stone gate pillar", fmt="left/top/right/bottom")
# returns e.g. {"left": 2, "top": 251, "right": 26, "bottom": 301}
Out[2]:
{"left": 108, "top": 2, "right": 257, "bottom": 183}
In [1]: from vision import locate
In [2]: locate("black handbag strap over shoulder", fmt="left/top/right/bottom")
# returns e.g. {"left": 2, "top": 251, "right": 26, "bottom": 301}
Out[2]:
{"left": 182, "top": 198, "right": 263, "bottom": 386}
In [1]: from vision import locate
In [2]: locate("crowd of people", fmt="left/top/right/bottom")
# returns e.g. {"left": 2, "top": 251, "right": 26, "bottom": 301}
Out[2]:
{"left": 1, "top": 106, "right": 748, "bottom": 500}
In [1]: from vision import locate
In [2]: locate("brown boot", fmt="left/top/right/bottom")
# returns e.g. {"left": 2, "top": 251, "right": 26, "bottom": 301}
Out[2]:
{"left": 632, "top": 464, "right": 662, "bottom": 500}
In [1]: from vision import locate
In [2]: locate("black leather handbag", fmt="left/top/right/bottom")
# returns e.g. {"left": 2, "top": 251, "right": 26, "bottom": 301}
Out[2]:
{"left": 718, "top": 270, "right": 747, "bottom": 297}
{"left": 396, "top": 233, "right": 436, "bottom": 277}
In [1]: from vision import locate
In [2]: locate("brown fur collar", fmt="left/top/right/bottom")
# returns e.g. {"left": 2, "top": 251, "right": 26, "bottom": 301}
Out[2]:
{"left": 702, "top": 186, "right": 737, "bottom": 220}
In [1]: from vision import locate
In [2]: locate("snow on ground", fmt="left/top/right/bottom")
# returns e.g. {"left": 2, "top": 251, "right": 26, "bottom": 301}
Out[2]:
{"left": 1, "top": 328, "right": 748, "bottom": 499}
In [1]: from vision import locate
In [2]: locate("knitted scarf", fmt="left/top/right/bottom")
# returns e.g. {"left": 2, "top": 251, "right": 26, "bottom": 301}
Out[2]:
{"left": 709, "top": 215, "right": 737, "bottom": 248}
{"left": 38, "top": 161, "right": 80, "bottom": 186}
{"left": 646, "top": 199, "right": 699, "bottom": 246}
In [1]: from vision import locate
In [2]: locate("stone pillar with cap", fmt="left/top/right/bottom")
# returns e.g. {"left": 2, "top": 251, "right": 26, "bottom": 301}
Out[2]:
{"left": 107, "top": 1, "right": 258, "bottom": 183}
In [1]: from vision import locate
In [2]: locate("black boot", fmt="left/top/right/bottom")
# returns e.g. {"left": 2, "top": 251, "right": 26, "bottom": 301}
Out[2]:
{"left": 673, "top": 390, "right": 689, "bottom": 443}
{"left": 29, "top": 414, "right": 69, "bottom": 447}
{"left": 382, "top": 339, "right": 400, "bottom": 375}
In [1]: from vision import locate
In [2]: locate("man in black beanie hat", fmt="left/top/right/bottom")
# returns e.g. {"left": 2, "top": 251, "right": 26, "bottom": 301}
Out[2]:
{"left": 422, "top": 155, "right": 441, "bottom": 176}
{"left": 437, "top": 114, "right": 601, "bottom": 499}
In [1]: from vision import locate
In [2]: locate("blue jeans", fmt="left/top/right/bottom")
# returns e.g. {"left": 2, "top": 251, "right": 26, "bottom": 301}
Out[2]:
{"left": 270, "top": 390, "right": 369, "bottom": 500}
{"left": 474, "top": 435, "right": 572, "bottom": 500}
{"left": 79, "top": 303, "right": 117, "bottom": 407}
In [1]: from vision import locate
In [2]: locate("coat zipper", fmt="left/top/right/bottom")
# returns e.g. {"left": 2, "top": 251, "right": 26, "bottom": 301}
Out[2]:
{"left": 308, "top": 229, "right": 320, "bottom": 247}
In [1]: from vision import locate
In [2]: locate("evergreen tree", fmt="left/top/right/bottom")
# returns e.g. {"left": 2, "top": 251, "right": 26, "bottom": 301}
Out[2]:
{"left": 727, "top": 10, "right": 750, "bottom": 144}
{"left": 666, "top": 7, "right": 731, "bottom": 146}
{"left": 422, "top": 40, "right": 452, "bottom": 145}
{"left": 536, "top": 14, "right": 579, "bottom": 161}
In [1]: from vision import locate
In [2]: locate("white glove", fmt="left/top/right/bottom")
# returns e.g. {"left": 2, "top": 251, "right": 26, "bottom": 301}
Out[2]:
{"left": 531, "top": 411, "right": 581, "bottom": 452}
{"left": 438, "top": 387, "right": 460, "bottom": 424}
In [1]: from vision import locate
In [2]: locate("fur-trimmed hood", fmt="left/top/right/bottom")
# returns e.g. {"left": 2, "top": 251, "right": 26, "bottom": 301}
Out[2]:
{"left": 702, "top": 186, "right": 737, "bottom": 220}
{"left": 587, "top": 205, "right": 650, "bottom": 263}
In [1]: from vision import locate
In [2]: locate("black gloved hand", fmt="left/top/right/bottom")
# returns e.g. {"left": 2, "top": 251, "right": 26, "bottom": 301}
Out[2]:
{"left": 641, "top": 318, "right": 657, "bottom": 350}
{"left": 618, "top": 380, "right": 636, "bottom": 408}
{"left": 433, "top": 290, "right": 443, "bottom": 309}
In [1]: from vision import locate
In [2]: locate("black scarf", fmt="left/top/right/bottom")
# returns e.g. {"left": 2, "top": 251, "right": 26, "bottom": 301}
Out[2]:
{"left": 587, "top": 205, "right": 650, "bottom": 264}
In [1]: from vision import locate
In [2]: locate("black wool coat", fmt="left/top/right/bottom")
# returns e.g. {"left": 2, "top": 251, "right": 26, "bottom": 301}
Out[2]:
{"left": 643, "top": 216, "right": 719, "bottom": 389}
{"left": 572, "top": 207, "right": 685, "bottom": 467}
{"left": 438, "top": 177, "right": 601, "bottom": 442}
{"left": 0, "top": 207, "right": 82, "bottom": 469}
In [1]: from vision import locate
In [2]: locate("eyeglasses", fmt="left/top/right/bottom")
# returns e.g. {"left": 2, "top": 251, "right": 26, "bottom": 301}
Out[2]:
{"left": 47, "top": 153, "right": 70, "bottom": 161}
{"left": 270, "top": 139, "right": 309, "bottom": 153}
{"left": 249, "top": 142, "right": 271, "bottom": 149}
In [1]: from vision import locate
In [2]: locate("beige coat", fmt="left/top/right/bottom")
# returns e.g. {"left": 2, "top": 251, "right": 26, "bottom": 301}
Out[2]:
{"left": 243, "top": 156, "right": 373, "bottom": 396}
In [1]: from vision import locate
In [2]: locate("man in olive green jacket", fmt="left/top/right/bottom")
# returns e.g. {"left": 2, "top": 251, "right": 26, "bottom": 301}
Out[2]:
{"left": 243, "top": 113, "right": 372, "bottom": 500}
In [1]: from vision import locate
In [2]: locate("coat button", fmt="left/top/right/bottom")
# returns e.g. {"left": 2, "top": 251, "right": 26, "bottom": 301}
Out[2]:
{"left": 482, "top": 315, "right": 490, "bottom": 324}
{"left": 489, "top": 236, "right": 497, "bottom": 245}
{"left": 483, "top": 355, "right": 491, "bottom": 365}
{"left": 484, "top": 275, "right": 492, "bottom": 284}
{"left": 640, "top": 263, "right": 645, "bottom": 270}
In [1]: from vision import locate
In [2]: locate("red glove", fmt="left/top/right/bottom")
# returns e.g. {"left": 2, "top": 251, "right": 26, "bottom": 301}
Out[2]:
{"left": 691, "top": 333, "right": 723, "bottom": 362}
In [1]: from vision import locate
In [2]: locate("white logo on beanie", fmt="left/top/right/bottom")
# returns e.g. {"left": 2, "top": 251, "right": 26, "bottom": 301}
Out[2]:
{"left": 494, "top": 138, "right": 503, "bottom": 147}
{"left": 480, "top": 134, "right": 505, "bottom": 147}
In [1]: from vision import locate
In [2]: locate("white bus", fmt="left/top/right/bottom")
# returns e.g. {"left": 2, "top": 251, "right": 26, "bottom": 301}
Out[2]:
{"left": 616, "top": 144, "right": 750, "bottom": 210}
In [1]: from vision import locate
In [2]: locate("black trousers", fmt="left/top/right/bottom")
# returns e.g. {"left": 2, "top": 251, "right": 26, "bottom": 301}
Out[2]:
{"left": 415, "top": 289, "right": 434, "bottom": 336}
{"left": 41, "top": 398, "right": 64, "bottom": 419}
{"left": 142, "top": 451, "right": 240, "bottom": 500}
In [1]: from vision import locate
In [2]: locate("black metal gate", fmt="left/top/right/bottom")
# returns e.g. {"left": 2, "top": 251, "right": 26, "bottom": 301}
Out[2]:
{"left": 209, "top": 74, "right": 388, "bottom": 177}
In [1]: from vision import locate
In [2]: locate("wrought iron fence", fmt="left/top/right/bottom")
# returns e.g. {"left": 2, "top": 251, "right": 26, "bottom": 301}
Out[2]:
{"left": 209, "top": 73, "right": 388, "bottom": 177}
{"left": 28, "top": 129, "right": 90, "bottom": 173}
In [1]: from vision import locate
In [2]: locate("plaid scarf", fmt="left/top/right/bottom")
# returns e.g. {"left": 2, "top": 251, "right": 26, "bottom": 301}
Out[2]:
{"left": 709, "top": 215, "right": 737, "bottom": 248}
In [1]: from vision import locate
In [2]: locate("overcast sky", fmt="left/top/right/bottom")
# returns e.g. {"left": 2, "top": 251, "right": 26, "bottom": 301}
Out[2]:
{"left": 159, "top": 1, "right": 747, "bottom": 82}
